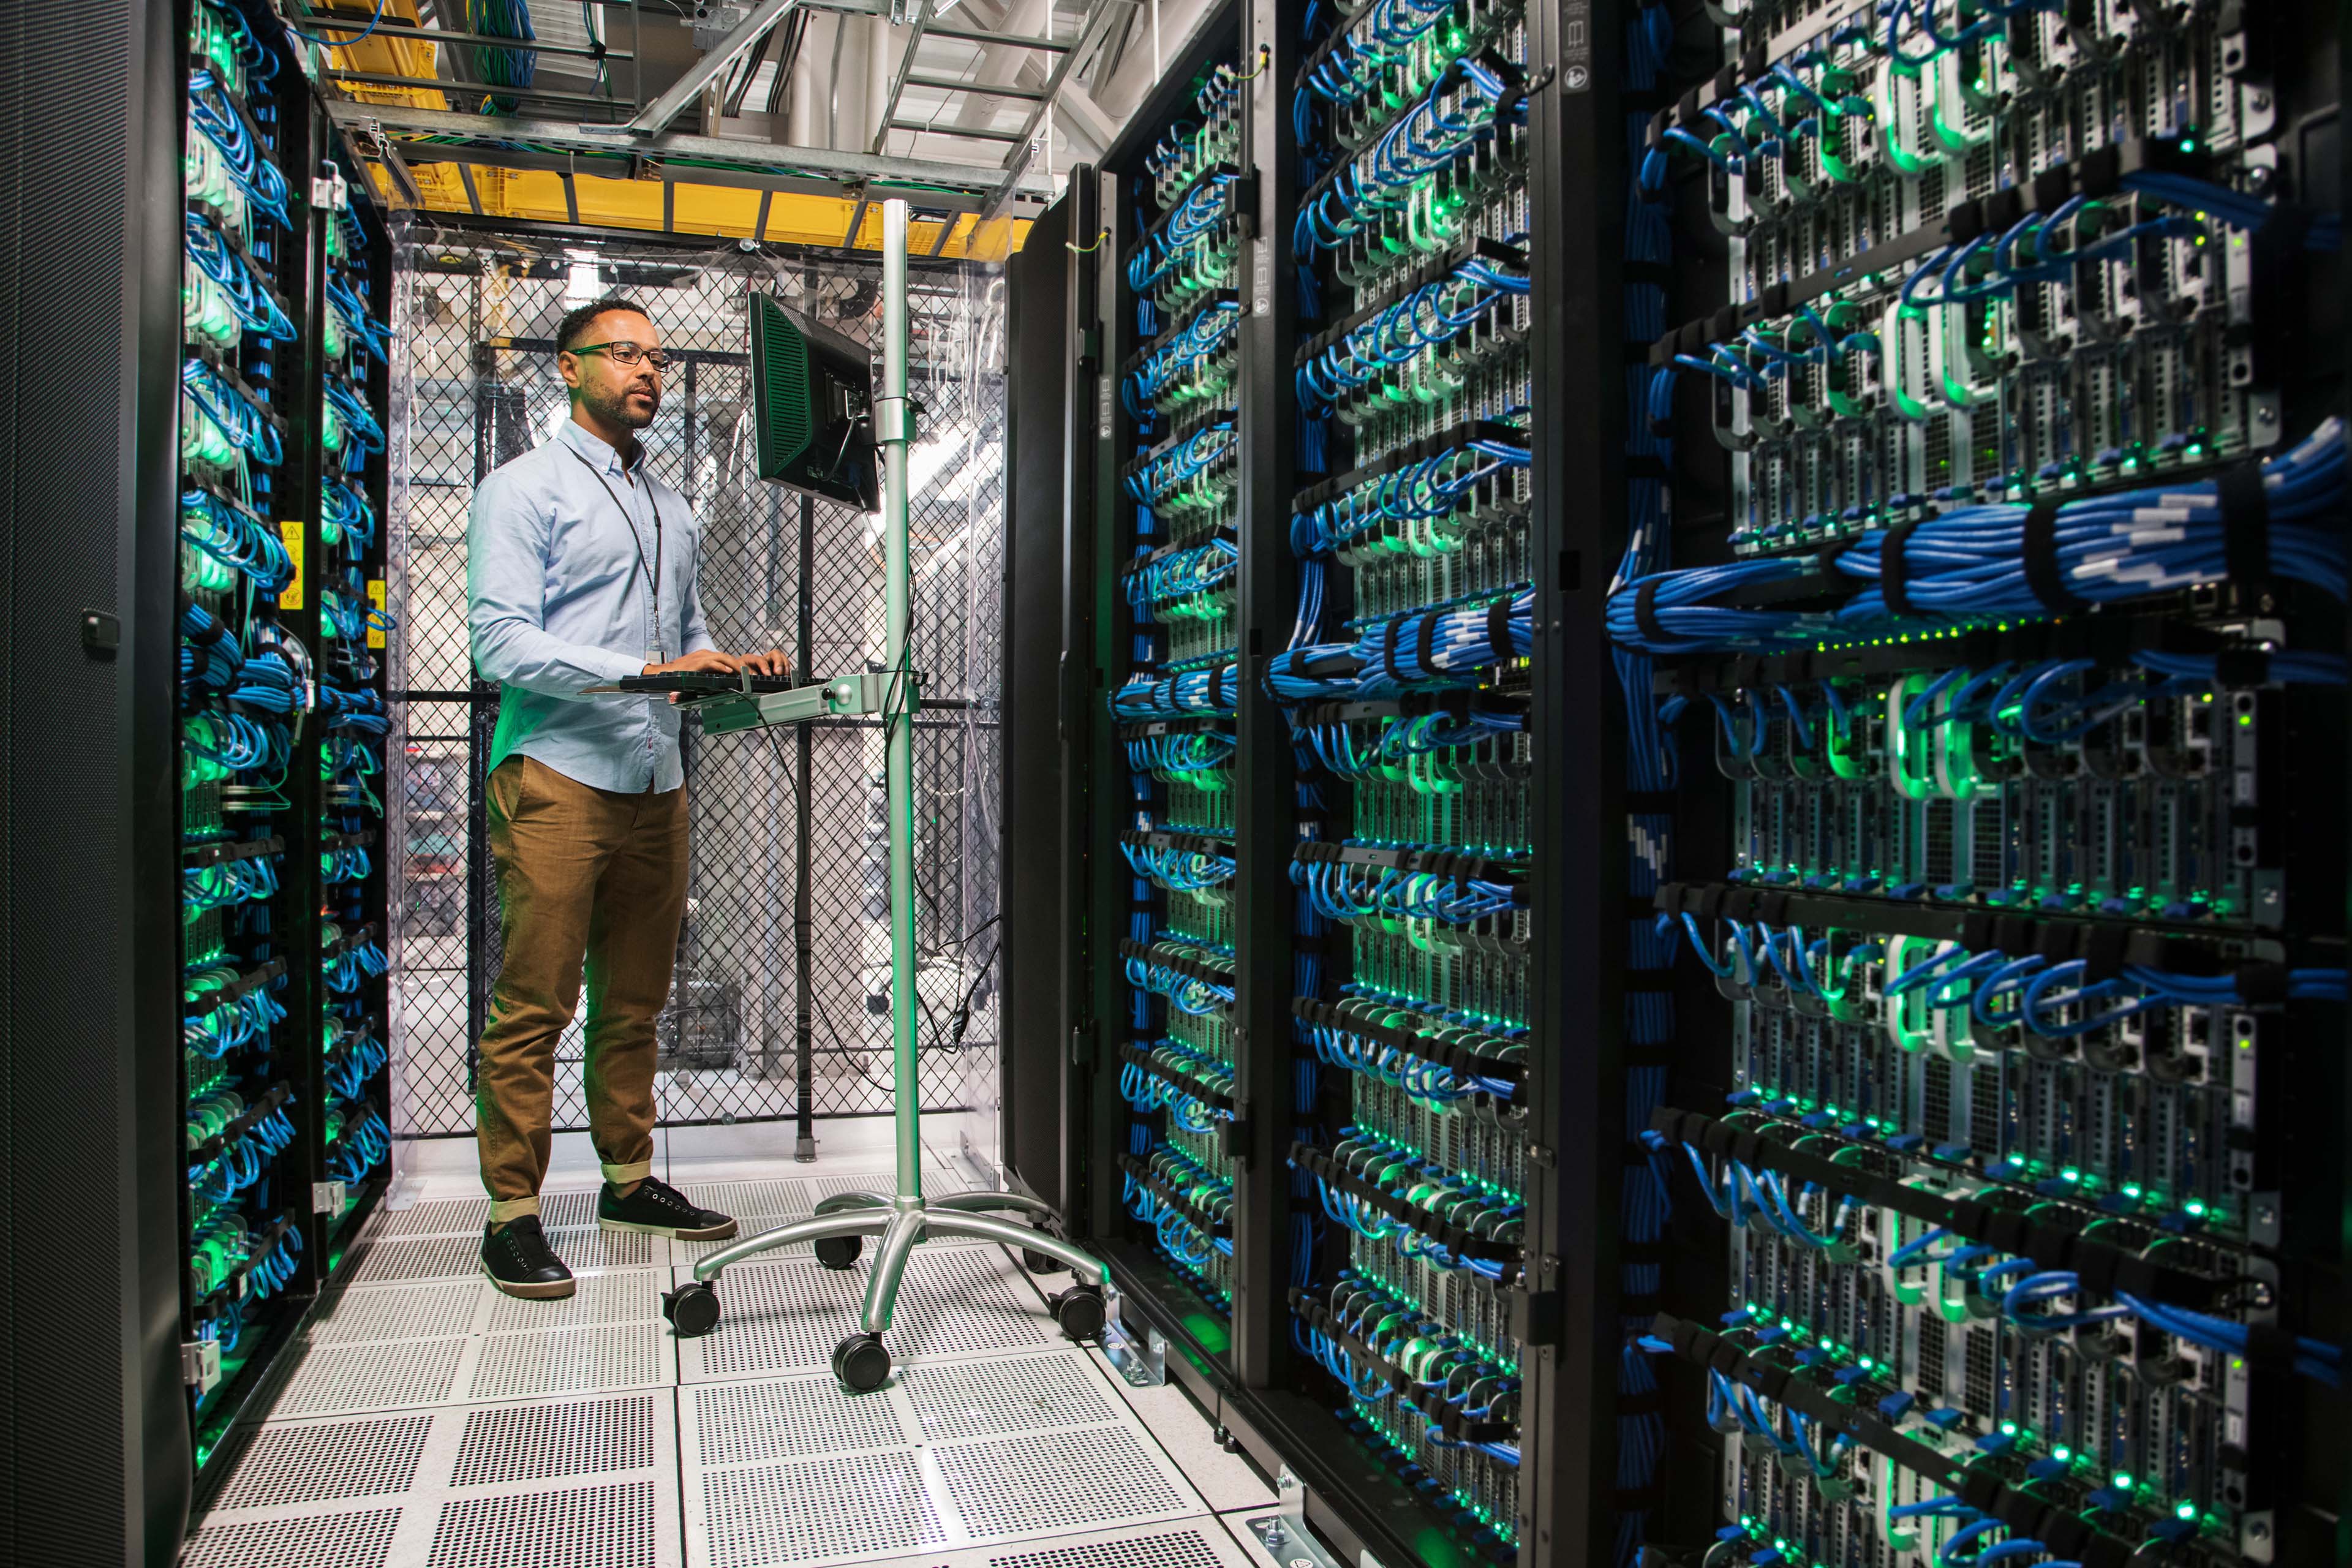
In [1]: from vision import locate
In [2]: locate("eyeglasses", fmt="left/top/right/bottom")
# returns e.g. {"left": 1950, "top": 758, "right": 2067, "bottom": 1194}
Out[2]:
{"left": 569, "top": 341, "right": 672, "bottom": 372}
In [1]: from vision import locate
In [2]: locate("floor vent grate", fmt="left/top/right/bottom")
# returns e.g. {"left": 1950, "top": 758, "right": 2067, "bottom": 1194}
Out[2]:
{"left": 427, "top": 1479, "right": 658, "bottom": 1568}
{"left": 307, "top": 1280, "right": 481, "bottom": 1344}
{"left": 934, "top": 1427, "right": 1188, "bottom": 1540}
{"left": 450, "top": 1394, "right": 659, "bottom": 1488}
{"left": 183, "top": 1509, "right": 403, "bottom": 1568}
{"left": 692, "top": 1371, "right": 906, "bottom": 1464}
{"left": 209, "top": 1415, "right": 433, "bottom": 1509}
{"left": 701, "top": 1450, "right": 944, "bottom": 1567}
{"left": 271, "top": 1338, "right": 468, "bottom": 1418}
{"left": 987, "top": 1529, "right": 1231, "bottom": 1568}
{"left": 902, "top": 1352, "right": 1115, "bottom": 1442}
{"left": 469, "top": 1322, "right": 667, "bottom": 1401}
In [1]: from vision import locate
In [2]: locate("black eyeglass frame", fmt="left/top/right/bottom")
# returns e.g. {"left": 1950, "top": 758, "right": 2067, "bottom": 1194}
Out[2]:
{"left": 565, "top": 341, "right": 673, "bottom": 371}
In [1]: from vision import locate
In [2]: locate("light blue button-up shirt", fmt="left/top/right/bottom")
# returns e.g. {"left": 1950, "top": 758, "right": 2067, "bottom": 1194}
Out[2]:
{"left": 467, "top": 418, "right": 716, "bottom": 794}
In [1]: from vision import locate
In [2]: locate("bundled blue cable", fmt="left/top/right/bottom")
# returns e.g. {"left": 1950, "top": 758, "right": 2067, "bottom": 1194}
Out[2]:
{"left": 1607, "top": 419, "right": 2348, "bottom": 653}
{"left": 1266, "top": 590, "right": 1531, "bottom": 701}
{"left": 463, "top": 0, "right": 538, "bottom": 115}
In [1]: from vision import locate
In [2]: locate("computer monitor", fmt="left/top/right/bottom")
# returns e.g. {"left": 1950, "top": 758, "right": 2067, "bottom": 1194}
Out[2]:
{"left": 748, "top": 292, "right": 879, "bottom": 510}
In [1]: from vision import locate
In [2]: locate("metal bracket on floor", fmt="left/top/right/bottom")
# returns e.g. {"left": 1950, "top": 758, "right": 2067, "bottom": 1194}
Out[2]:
{"left": 1245, "top": 1469, "right": 1365, "bottom": 1568}
{"left": 1099, "top": 1284, "right": 1166, "bottom": 1387}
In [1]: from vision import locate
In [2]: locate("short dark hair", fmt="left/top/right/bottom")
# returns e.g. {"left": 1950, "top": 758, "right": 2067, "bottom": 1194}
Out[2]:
{"left": 556, "top": 295, "right": 652, "bottom": 354}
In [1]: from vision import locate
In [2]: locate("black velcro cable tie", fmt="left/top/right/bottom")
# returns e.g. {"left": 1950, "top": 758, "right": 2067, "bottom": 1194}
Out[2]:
{"left": 1881, "top": 519, "right": 1920, "bottom": 619}
{"left": 2218, "top": 459, "right": 2271, "bottom": 587}
{"left": 1416, "top": 604, "right": 1441, "bottom": 677}
{"left": 1813, "top": 538, "right": 1853, "bottom": 591}
{"left": 2212, "top": 649, "right": 2271, "bottom": 687}
{"left": 1487, "top": 595, "right": 1514, "bottom": 662}
{"left": 1382, "top": 615, "right": 1406, "bottom": 684}
{"left": 1635, "top": 578, "right": 1668, "bottom": 644}
{"left": 2234, "top": 960, "right": 2291, "bottom": 1005}
{"left": 2021, "top": 498, "right": 2082, "bottom": 613}
{"left": 1623, "top": 790, "right": 1678, "bottom": 813}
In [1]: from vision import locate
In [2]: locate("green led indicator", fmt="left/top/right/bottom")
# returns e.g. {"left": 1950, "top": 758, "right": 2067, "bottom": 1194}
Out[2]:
{"left": 2175, "top": 1501, "right": 2198, "bottom": 1521}
{"left": 2113, "top": 1471, "right": 2135, "bottom": 1490}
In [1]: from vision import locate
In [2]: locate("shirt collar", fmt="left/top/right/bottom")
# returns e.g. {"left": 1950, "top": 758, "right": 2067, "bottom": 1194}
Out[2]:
{"left": 557, "top": 416, "right": 648, "bottom": 478}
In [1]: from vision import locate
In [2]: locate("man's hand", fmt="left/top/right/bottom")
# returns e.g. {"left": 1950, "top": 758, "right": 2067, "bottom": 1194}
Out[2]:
{"left": 639, "top": 649, "right": 791, "bottom": 703}
{"left": 644, "top": 648, "right": 742, "bottom": 704}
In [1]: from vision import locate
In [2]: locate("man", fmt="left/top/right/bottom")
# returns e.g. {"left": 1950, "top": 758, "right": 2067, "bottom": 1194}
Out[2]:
{"left": 466, "top": 295, "right": 786, "bottom": 1299}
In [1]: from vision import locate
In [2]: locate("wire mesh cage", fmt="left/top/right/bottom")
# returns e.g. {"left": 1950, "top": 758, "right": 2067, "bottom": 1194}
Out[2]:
{"left": 383, "top": 226, "right": 1008, "bottom": 1150}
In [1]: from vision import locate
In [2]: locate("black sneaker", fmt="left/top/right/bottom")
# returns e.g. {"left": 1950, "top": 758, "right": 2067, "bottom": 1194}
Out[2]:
{"left": 598, "top": 1175, "right": 739, "bottom": 1240}
{"left": 481, "top": 1216, "right": 576, "bottom": 1300}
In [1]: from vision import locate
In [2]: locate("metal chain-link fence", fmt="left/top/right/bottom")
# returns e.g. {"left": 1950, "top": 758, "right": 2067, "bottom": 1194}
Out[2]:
{"left": 383, "top": 226, "right": 1006, "bottom": 1148}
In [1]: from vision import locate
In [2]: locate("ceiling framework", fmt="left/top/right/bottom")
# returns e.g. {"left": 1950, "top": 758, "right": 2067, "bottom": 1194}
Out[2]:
{"left": 294, "top": 0, "right": 1197, "bottom": 259}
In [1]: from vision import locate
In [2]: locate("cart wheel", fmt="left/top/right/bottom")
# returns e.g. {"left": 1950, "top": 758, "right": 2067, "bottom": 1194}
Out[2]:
{"left": 663, "top": 1281, "right": 721, "bottom": 1337}
{"left": 814, "top": 1234, "right": 863, "bottom": 1270}
{"left": 1050, "top": 1283, "right": 1107, "bottom": 1341}
{"left": 832, "top": 1332, "right": 892, "bottom": 1391}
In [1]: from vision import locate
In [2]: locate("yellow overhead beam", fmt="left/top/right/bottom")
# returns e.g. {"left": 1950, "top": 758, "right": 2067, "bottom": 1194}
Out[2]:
{"left": 366, "top": 164, "right": 1033, "bottom": 261}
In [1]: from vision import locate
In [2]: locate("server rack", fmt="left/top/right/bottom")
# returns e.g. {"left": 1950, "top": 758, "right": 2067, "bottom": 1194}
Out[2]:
{"left": 1618, "top": 0, "right": 2352, "bottom": 1564}
{"left": 1008, "top": 1, "right": 1651, "bottom": 1561}
{"left": 175, "top": 2, "right": 397, "bottom": 1481}
{"left": 1, "top": 4, "right": 398, "bottom": 1550}
{"left": 1006, "top": 0, "right": 2352, "bottom": 1564}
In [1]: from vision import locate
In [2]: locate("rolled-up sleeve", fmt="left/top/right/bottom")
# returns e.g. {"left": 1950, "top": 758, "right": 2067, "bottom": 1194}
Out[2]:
{"left": 467, "top": 467, "right": 646, "bottom": 696}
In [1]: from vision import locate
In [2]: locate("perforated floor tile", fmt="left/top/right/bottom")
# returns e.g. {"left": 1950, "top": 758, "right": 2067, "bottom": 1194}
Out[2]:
{"left": 268, "top": 1336, "right": 470, "bottom": 1418}
{"left": 366, "top": 1196, "right": 492, "bottom": 1238}
{"left": 343, "top": 1233, "right": 493, "bottom": 1285}
{"left": 549, "top": 1225, "right": 667, "bottom": 1271}
{"left": 675, "top": 1256, "right": 873, "bottom": 1380}
{"left": 181, "top": 1507, "right": 404, "bottom": 1568}
{"left": 449, "top": 1393, "right": 661, "bottom": 1488}
{"left": 428, "top": 1478, "right": 661, "bottom": 1568}
{"left": 900, "top": 1353, "right": 1117, "bottom": 1442}
{"left": 686, "top": 1372, "right": 913, "bottom": 1466}
{"left": 685, "top": 1179, "right": 814, "bottom": 1218}
{"left": 540, "top": 1189, "right": 605, "bottom": 1228}
{"left": 467, "top": 1322, "right": 670, "bottom": 1401}
{"left": 932, "top": 1427, "right": 1194, "bottom": 1544}
{"left": 857, "top": 1520, "right": 1260, "bottom": 1568}
{"left": 679, "top": 1243, "right": 1057, "bottom": 1382}
{"left": 980, "top": 1523, "right": 1247, "bottom": 1568}
{"left": 307, "top": 1280, "right": 485, "bottom": 1343}
{"left": 696, "top": 1450, "right": 948, "bottom": 1567}
{"left": 483, "top": 1268, "right": 663, "bottom": 1332}
{"left": 208, "top": 1414, "right": 434, "bottom": 1509}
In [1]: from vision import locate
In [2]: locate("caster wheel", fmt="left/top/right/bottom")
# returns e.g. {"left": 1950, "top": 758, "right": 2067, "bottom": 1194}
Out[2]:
{"left": 814, "top": 1235, "right": 863, "bottom": 1270}
{"left": 832, "top": 1332, "right": 892, "bottom": 1391}
{"left": 1022, "top": 1235, "right": 1059, "bottom": 1274}
{"left": 663, "top": 1281, "right": 721, "bottom": 1336}
{"left": 1049, "top": 1283, "right": 1107, "bottom": 1341}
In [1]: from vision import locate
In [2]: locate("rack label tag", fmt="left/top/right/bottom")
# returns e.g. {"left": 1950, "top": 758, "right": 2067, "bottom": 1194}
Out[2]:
{"left": 279, "top": 522, "right": 304, "bottom": 609}
{"left": 367, "top": 578, "right": 388, "bottom": 647}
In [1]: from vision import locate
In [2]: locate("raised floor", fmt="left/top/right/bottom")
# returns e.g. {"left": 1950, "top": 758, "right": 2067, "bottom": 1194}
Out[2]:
{"left": 183, "top": 1125, "right": 1289, "bottom": 1568}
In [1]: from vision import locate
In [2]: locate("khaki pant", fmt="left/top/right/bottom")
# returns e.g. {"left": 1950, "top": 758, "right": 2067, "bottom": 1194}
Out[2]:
{"left": 477, "top": 755, "right": 688, "bottom": 1221}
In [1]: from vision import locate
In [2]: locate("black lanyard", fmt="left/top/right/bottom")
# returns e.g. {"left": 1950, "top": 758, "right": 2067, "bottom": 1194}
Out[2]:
{"left": 568, "top": 448, "right": 666, "bottom": 657}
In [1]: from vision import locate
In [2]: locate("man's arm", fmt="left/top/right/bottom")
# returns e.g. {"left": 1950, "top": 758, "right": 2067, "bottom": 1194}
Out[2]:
{"left": 467, "top": 467, "right": 647, "bottom": 696}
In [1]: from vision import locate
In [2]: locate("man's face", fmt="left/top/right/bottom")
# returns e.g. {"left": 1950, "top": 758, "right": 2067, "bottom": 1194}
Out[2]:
{"left": 560, "top": 308, "right": 665, "bottom": 431}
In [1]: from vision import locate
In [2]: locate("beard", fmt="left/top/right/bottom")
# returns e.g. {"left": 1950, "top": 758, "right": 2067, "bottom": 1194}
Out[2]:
{"left": 584, "top": 379, "right": 660, "bottom": 431}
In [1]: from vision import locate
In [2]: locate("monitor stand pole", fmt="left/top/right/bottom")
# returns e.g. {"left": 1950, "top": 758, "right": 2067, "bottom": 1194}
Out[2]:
{"left": 660, "top": 197, "right": 1110, "bottom": 1392}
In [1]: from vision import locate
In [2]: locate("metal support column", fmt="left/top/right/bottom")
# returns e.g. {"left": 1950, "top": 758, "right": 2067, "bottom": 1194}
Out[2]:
{"left": 1231, "top": 0, "right": 1298, "bottom": 1392}
{"left": 1521, "top": 0, "right": 1629, "bottom": 1560}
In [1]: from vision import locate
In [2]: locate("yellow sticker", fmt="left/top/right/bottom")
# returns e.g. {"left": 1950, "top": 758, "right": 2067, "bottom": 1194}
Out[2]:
{"left": 278, "top": 522, "right": 304, "bottom": 609}
{"left": 367, "top": 578, "right": 387, "bottom": 648}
